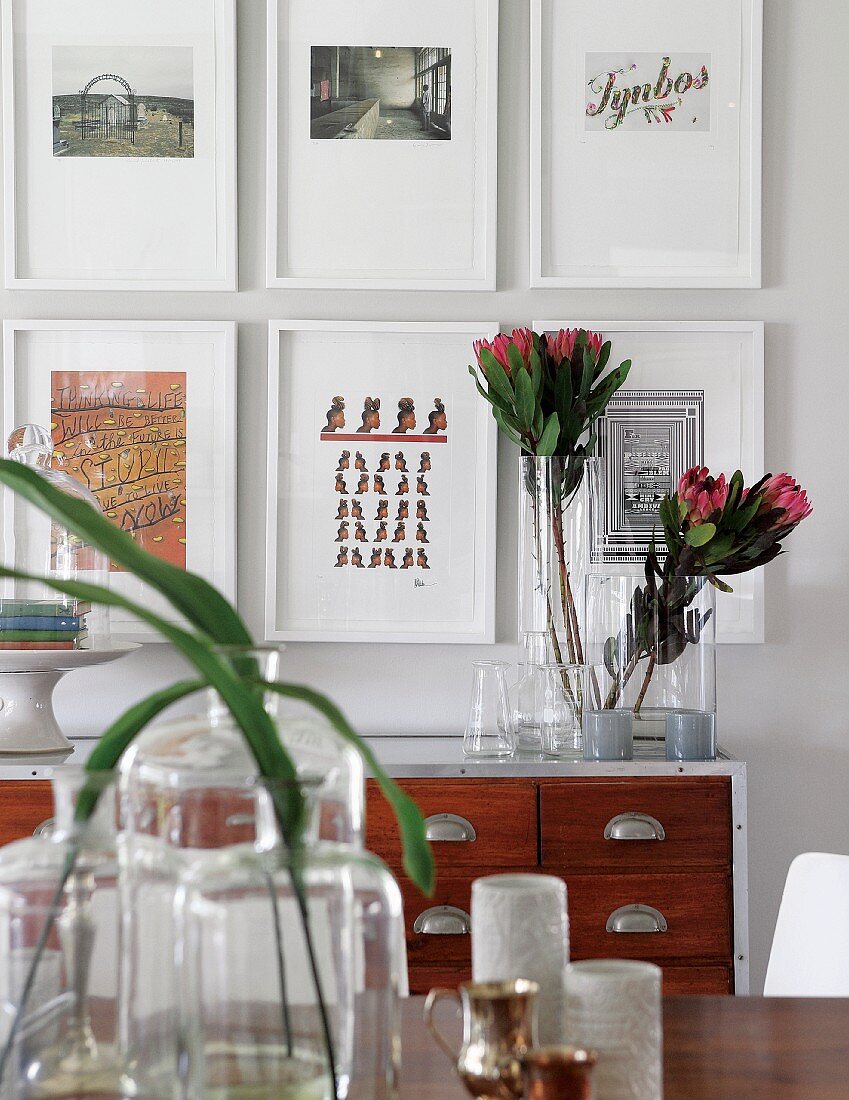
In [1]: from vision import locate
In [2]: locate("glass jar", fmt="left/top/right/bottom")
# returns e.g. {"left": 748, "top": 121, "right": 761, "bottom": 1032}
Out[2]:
{"left": 585, "top": 573, "right": 717, "bottom": 746}
{"left": 3, "top": 424, "right": 111, "bottom": 651}
{"left": 0, "top": 769, "right": 122, "bottom": 1098}
{"left": 121, "top": 647, "right": 364, "bottom": 848}
{"left": 179, "top": 781, "right": 404, "bottom": 1099}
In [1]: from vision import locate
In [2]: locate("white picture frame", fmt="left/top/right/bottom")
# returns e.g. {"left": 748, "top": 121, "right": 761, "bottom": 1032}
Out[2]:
{"left": 266, "top": 0, "right": 499, "bottom": 289}
{"left": 2, "top": 320, "right": 237, "bottom": 639}
{"left": 531, "top": 0, "right": 762, "bottom": 287}
{"left": 266, "top": 320, "right": 498, "bottom": 643}
{"left": 534, "top": 320, "right": 765, "bottom": 643}
{"left": 2, "top": 0, "right": 237, "bottom": 290}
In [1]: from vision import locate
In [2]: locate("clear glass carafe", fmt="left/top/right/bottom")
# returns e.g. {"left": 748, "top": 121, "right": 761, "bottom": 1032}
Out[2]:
{"left": 180, "top": 781, "right": 404, "bottom": 1099}
{"left": 539, "top": 664, "right": 587, "bottom": 760}
{"left": 0, "top": 769, "right": 122, "bottom": 1098}
{"left": 463, "top": 662, "right": 516, "bottom": 759}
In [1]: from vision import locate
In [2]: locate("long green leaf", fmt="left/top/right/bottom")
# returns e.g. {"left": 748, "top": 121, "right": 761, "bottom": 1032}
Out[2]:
{"left": 260, "top": 681, "right": 435, "bottom": 896}
{"left": 478, "top": 350, "right": 515, "bottom": 410}
{"left": 514, "top": 367, "right": 536, "bottom": 435}
{"left": 468, "top": 365, "right": 510, "bottom": 414}
{"left": 536, "top": 414, "right": 560, "bottom": 457}
{"left": 76, "top": 679, "right": 206, "bottom": 821}
{"left": 0, "top": 459, "right": 250, "bottom": 645}
{"left": 0, "top": 565, "right": 304, "bottom": 838}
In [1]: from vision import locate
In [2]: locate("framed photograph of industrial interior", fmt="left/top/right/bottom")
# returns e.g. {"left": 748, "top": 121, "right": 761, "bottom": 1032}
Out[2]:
{"left": 1, "top": 0, "right": 237, "bottom": 290}
{"left": 267, "top": 0, "right": 498, "bottom": 289}
{"left": 535, "top": 321, "right": 765, "bottom": 643}
{"left": 2, "top": 321, "right": 237, "bottom": 639}
{"left": 530, "top": 0, "right": 762, "bottom": 287}
{"left": 266, "top": 321, "right": 498, "bottom": 643}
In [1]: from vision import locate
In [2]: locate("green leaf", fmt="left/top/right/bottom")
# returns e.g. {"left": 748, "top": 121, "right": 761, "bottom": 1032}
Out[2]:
{"left": 260, "top": 681, "right": 435, "bottom": 896}
{"left": 684, "top": 523, "right": 717, "bottom": 548}
{"left": 506, "top": 343, "right": 527, "bottom": 382}
{"left": 493, "top": 408, "right": 524, "bottom": 450}
{"left": 513, "top": 366, "right": 536, "bottom": 434}
{"left": 536, "top": 414, "right": 560, "bottom": 457}
{"left": 77, "top": 679, "right": 205, "bottom": 821}
{"left": 0, "top": 459, "right": 251, "bottom": 646}
{"left": 0, "top": 565, "right": 305, "bottom": 840}
{"left": 468, "top": 366, "right": 510, "bottom": 414}
{"left": 478, "top": 350, "right": 515, "bottom": 410}
{"left": 529, "top": 349, "right": 543, "bottom": 398}
{"left": 579, "top": 347, "right": 595, "bottom": 399}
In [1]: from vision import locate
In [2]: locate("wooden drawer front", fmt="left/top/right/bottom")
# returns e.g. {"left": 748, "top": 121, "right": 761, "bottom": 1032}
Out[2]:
{"left": 0, "top": 782, "right": 54, "bottom": 846}
{"left": 567, "top": 872, "right": 732, "bottom": 961}
{"left": 662, "top": 966, "right": 734, "bottom": 995}
{"left": 366, "top": 779, "right": 538, "bottom": 874}
{"left": 540, "top": 777, "right": 731, "bottom": 871}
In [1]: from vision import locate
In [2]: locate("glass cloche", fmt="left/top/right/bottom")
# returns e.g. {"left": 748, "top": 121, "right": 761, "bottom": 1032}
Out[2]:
{"left": 2, "top": 424, "right": 111, "bottom": 651}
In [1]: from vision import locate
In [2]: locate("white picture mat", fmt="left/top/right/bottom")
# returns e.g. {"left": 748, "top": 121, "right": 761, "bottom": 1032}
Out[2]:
{"left": 535, "top": 321, "right": 765, "bottom": 643}
{"left": 267, "top": 0, "right": 498, "bottom": 289}
{"left": 266, "top": 321, "right": 498, "bottom": 642}
{"left": 531, "top": 0, "right": 762, "bottom": 287}
{"left": 2, "top": 321, "right": 237, "bottom": 638}
{"left": 2, "top": 0, "right": 237, "bottom": 290}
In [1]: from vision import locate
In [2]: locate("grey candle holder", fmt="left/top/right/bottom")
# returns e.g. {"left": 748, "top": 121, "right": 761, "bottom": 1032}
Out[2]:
{"left": 665, "top": 710, "right": 717, "bottom": 761}
{"left": 582, "top": 710, "right": 633, "bottom": 761}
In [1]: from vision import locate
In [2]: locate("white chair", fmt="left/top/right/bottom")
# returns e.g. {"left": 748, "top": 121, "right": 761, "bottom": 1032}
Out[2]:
{"left": 764, "top": 852, "right": 849, "bottom": 996}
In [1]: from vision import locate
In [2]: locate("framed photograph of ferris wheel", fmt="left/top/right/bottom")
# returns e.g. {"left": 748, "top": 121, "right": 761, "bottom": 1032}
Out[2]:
{"left": 1, "top": 0, "right": 237, "bottom": 290}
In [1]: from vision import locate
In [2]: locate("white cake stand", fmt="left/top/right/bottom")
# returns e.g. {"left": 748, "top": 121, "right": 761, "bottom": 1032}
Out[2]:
{"left": 0, "top": 645, "right": 140, "bottom": 753}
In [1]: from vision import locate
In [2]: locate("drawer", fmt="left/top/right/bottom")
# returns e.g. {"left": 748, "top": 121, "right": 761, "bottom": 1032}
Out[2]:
{"left": 567, "top": 871, "right": 732, "bottom": 961}
{"left": 396, "top": 870, "right": 538, "bottom": 971}
{"left": 662, "top": 966, "right": 733, "bottom": 995}
{"left": 0, "top": 781, "right": 54, "bottom": 845}
{"left": 540, "top": 777, "right": 731, "bottom": 871}
{"left": 366, "top": 780, "right": 538, "bottom": 874}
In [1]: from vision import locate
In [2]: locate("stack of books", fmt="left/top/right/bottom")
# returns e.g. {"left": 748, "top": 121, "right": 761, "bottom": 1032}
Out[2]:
{"left": 0, "top": 600, "right": 91, "bottom": 650}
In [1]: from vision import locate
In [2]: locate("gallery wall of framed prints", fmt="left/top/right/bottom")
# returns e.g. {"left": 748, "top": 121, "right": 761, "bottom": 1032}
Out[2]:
{"left": 536, "top": 321, "right": 765, "bottom": 643}
{"left": 266, "top": 0, "right": 499, "bottom": 289}
{"left": 0, "top": 1, "right": 772, "bottom": 652}
{"left": 266, "top": 321, "right": 498, "bottom": 643}
{"left": 2, "top": 0, "right": 237, "bottom": 289}
{"left": 2, "top": 321, "right": 237, "bottom": 638}
{"left": 531, "top": 0, "right": 762, "bottom": 287}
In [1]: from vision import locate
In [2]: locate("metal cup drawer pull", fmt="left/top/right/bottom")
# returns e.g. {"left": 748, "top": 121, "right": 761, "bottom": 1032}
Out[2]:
{"left": 603, "top": 812, "right": 666, "bottom": 841}
{"left": 606, "top": 904, "right": 668, "bottom": 934}
{"left": 33, "top": 818, "right": 55, "bottom": 838}
{"left": 413, "top": 905, "right": 472, "bottom": 936}
{"left": 424, "top": 813, "right": 477, "bottom": 843}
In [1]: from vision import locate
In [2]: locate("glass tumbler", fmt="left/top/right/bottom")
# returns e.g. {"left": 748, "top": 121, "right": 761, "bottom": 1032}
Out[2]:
{"left": 464, "top": 662, "right": 516, "bottom": 758}
{"left": 540, "top": 664, "right": 587, "bottom": 759}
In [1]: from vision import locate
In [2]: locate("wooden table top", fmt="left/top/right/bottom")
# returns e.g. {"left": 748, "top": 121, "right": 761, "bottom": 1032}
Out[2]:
{"left": 400, "top": 995, "right": 849, "bottom": 1098}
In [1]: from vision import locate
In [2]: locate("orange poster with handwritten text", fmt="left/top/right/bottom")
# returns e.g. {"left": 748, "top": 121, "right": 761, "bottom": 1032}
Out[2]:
{"left": 51, "top": 371, "right": 187, "bottom": 569}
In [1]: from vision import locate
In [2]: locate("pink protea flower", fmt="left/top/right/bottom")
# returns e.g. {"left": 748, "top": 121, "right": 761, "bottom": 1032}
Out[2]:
{"left": 677, "top": 466, "right": 729, "bottom": 527}
{"left": 473, "top": 333, "right": 513, "bottom": 377}
{"left": 510, "top": 327, "right": 535, "bottom": 369}
{"left": 473, "top": 329, "right": 535, "bottom": 379}
{"left": 548, "top": 328, "right": 579, "bottom": 366}
{"left": 548, "top": 328, "right": 604, "bottom": 366}
{"left": 757, "top": 473, "right": 813, "bottom": 530}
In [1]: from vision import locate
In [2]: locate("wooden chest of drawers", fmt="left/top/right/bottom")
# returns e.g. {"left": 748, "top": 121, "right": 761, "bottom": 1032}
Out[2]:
{"left": 366, "top": 773, "right": 745, "bottom": 997}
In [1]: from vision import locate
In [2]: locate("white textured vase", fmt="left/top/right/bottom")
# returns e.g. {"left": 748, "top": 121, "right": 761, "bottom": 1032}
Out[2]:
{"left": 471, "top": 874, "right": 569, "bottom": 1045}
{"left": 564, "top": 959, "right": 663, "bottom": 1100}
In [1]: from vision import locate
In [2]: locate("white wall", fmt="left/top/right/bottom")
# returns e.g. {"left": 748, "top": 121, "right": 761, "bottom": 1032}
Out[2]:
{"left": 0, "top": 0, "right": 841, "bottom": 995}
